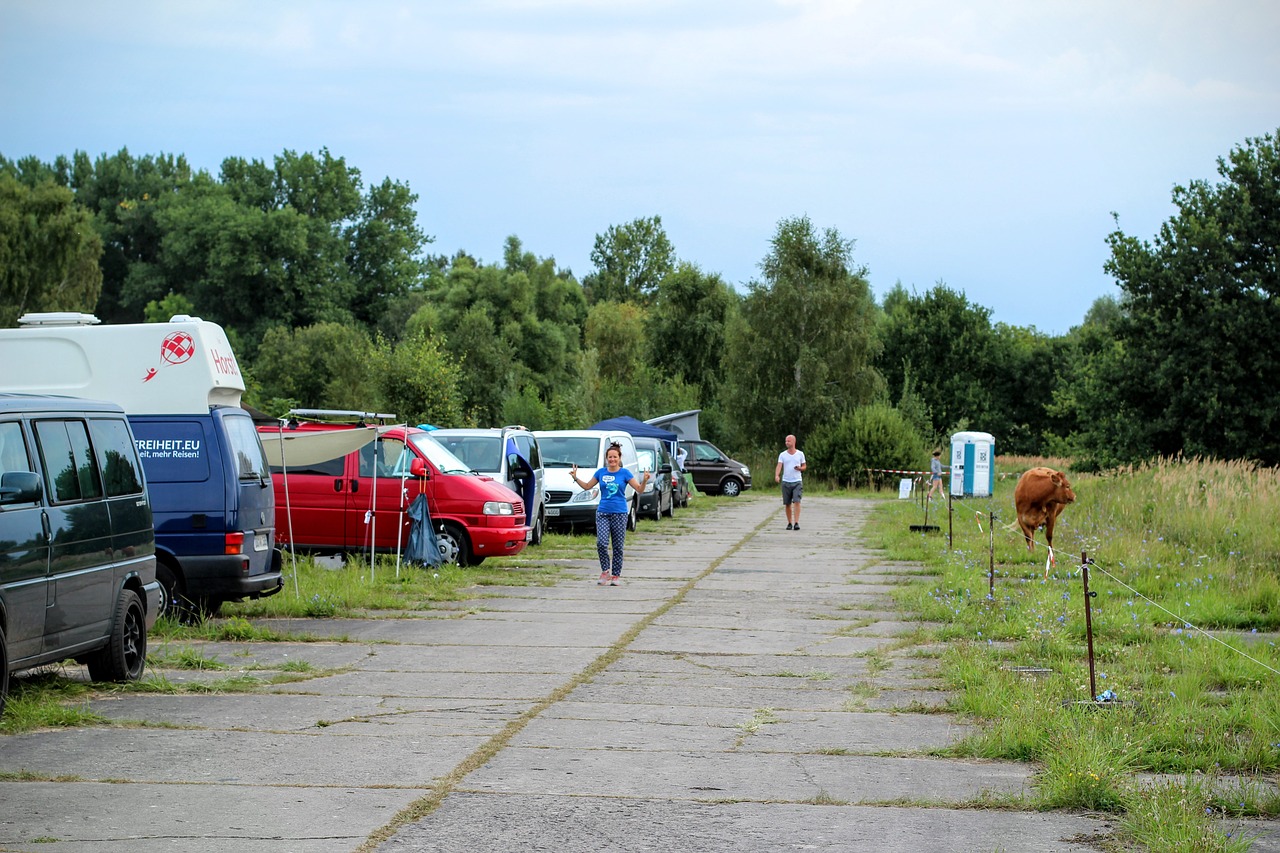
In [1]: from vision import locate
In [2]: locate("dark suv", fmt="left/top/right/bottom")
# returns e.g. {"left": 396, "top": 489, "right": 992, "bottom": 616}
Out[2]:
{"left": 678, "top": 439, "right": 752, "bottom": 497}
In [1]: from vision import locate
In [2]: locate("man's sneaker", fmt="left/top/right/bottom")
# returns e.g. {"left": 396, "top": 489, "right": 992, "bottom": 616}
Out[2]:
{"left": 598, "top": 572, "right": 610, "bottom": 585}
{"left": 792, "top": 523, "right": 800, "bottom": 531}
{"left": 610, "top": 576, "right": 623, "bottom": 586}
{"left": 786, "top": 523, "right": 794, "bottom": 530}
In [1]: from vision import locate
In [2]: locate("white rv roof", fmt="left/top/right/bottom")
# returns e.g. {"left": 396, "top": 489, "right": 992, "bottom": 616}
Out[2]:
{"left": 0, "top": 314, "right": 245, "bottom": 414}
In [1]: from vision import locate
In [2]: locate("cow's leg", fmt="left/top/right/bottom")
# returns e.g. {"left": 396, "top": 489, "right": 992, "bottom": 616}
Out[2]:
{"left": 1044, "top": 503, "right": 1063, "bottom": 551}
{"left": 1018, "top": 513, "right": 1036, "bottom": 552}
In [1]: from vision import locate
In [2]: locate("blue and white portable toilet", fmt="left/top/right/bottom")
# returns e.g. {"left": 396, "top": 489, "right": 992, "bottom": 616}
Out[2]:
{"left": 949, "top": 431, "right": 995, "bottom": 497}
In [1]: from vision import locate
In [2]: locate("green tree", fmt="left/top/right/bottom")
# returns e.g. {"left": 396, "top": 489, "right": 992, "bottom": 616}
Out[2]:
{"left": 0, "top": 172, "right": 102, "bottom": 326}
{"left": 251, "top": 322, "right": 377, "bottom": 413}
{"left": 583, "top": 215, "right": 674, "bottom": 305}
{"left": 1078, "top": 128, "right": 1280, "bottom": 466}
{"left": 646, "top": 261, "right": 737, "bottom": 402}
{"left": 585, "top": 300, "right": 647, "bottom": 385}
{"left": 374, "top": 331, "right": 464, "bottom": 428}
{"left": 721, "top": 216, "right": 882, "bottom": 449}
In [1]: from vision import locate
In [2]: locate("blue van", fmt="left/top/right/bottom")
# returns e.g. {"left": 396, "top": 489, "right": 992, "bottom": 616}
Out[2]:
{"left": 0, "top": 314, "right": 283, "bottom": 619}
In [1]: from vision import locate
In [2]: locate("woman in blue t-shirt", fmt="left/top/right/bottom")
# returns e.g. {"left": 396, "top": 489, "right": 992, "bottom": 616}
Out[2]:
{"left": 571, "top": 442, "right": 650, "bottom": 586}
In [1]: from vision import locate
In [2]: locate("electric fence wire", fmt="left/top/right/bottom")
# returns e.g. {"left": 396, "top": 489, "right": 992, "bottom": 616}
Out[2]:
{"left": 937, "top": 490, "right": 1280, "bottom": 681}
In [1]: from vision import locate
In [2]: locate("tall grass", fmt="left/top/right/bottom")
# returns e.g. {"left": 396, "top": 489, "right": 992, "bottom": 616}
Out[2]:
{"left": 871, "top": 455, "right": 1280, "bottom": 848}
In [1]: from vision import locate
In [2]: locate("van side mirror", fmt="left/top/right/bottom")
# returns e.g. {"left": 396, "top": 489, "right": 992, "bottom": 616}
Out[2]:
{"left": 659, "top": 463, "right": 672, "bottom": 474}
{"left": 508, "top": 453, "right": 533, "bottom": 482}
{"left": 0, "top": 471, "right": 42, "bottom": 504}
{"left": 410, "top": 457, "right": 428, "bottom": 478}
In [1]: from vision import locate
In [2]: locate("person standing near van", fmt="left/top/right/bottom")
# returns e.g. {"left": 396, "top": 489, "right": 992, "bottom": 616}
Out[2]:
{"left": 775, "top": 434, "right": 806, "bottom": 530}
{"left": 572, "top": 443, "right": 650, "bottom": 585}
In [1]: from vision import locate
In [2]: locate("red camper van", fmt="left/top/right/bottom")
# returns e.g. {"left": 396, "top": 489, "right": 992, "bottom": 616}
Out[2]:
{"left": 258, "top": 412, "right": 530, "bottom": 566}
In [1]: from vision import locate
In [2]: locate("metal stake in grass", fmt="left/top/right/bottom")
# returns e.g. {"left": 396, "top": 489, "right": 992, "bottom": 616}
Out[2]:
{"left": 1081, "top": 551, "right": 1099, "bottom": 700}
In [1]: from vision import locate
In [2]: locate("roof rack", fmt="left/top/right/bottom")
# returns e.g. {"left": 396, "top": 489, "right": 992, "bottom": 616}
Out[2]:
{"left": 287, "top": 409, "right": 400, "bottom": 426}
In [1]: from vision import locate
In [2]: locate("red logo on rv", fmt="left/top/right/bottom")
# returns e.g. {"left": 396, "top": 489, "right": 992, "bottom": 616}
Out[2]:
{"left": 161, "top": 332, "right": 196, "bottom": 366}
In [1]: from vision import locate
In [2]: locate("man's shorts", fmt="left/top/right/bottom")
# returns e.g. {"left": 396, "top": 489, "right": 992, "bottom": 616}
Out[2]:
{"left": 782, "top": 480, "right": 803, "bottom": 505}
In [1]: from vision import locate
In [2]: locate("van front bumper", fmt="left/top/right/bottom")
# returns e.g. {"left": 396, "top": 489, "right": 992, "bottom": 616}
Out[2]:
{"left": 469, "top": 522, "right": 532, "bottom": 558}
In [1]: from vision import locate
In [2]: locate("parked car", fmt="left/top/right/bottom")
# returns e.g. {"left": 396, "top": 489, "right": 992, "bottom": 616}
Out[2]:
{"left": 428, "top": 426, "right": 546, "bottom": 545}
{"left": 632, "top": 436, "right": 675, "bottom": 520}
{"left": 678, "top": 439, "right": 753, "bottom": 497}
{"left": 534, "top": 430, "right": 640, "bottom": 532}
{"left": 1, "top": 395, "right": 162, "bottom": 715}
{"left": 259, "top": 412, "right": 531, "bottom": 566}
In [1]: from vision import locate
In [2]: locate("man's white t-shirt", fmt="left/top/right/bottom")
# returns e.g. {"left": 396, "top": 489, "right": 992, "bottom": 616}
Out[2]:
{"left": 778, "top": 450, "right": 806, "bottom": 483}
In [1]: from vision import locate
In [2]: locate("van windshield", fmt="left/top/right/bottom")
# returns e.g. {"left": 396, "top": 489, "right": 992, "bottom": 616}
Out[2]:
{"left": 538, "top": 436, "right": 603, "bottom": 468}
{"left": 431, "top": 435, "right": 502, "bottom": 473}
{"left": 409, "top": 433, "right": 472, "bottom": 475}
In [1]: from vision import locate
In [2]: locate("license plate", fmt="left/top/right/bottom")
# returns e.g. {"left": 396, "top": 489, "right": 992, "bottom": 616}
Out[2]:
{"left": 253, "top": 533, "right": 269, "bottom": 551}
{"left": 545, "top": 508, "right": 560, "bottom": 517}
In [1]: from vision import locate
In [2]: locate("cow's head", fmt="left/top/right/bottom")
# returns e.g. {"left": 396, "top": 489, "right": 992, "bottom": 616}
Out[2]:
{"left": 1051, "top": 470, "right": 1076, "bottom": 503}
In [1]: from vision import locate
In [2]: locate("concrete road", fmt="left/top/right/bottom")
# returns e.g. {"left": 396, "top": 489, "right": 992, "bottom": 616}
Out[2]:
{"left": 1, "top": 496, "right": 1276, "bottom": 852}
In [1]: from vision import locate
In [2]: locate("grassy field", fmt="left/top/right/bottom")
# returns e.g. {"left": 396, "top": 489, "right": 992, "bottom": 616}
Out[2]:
{"left": 870, "top": 455, "right": 1280, "bottom": 851}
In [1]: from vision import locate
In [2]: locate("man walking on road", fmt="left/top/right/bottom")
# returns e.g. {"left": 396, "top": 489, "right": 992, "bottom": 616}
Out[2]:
{"left": 775, "top": 433, "right": 807, "bottom": 530}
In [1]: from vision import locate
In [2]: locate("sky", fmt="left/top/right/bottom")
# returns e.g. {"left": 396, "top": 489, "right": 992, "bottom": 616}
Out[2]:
{"left": 3, "top": 1, "right": 1278, "bottom": 334}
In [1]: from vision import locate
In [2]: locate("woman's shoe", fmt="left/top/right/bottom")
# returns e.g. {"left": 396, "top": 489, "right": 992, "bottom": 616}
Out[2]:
{"left": 598, "top": 572, "right": 610, "bottom": 585}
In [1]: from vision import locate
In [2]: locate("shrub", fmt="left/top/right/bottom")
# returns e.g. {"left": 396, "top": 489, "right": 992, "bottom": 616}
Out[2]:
{"left": 808, "top": 403, "right": 925, "bottom": 486}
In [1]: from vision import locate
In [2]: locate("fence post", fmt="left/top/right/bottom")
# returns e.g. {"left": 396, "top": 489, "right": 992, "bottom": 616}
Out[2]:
{"left": 1081, "top": 551, "right": 1098, "bottom": 700}
{"left": 947, "top": 492, "right": 953, "bottom": 550}
{"left": 988, "top": 512, "right": 995, "bottom": 599}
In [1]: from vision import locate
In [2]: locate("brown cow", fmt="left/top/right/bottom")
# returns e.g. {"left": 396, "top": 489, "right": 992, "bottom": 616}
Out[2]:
{"left": 1013, "top": 467, "right": 1076, "bottom": 558}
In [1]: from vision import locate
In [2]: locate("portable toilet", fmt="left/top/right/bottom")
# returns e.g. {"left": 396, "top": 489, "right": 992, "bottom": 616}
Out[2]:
{"left": 949, "top": 431, "right": 995, "bottom": 497}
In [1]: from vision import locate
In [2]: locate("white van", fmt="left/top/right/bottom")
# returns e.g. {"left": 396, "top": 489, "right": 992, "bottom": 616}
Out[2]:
{"left": 534, "top": 430, "right": 639, "bottom": 532}
{"left": 428, "top": 426, "right": 546, "bottom": 545}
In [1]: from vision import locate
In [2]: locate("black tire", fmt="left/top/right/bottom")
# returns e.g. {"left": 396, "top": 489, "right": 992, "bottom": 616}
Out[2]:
{"left": 438, "top": 522, "right": 473, "bottom": 567}
{"left": 157, "top": 560, "right": 205, "bottom": 625}
{"left": 626, "top": 498, "right": 638, "bottom": 531}
{"left": 662, "top": 491, "right": 675, "bottom": 518}
{"left": 155, "top": 560, "right": 182, "bottom": 618}
{"left": 1, "top": 622, "right": 9, "bottom": 718}
{"left": 86, "top": 589, "right": 147, "bottom": 683}
{"left": 531, "top": 507, "right": 545, "bottom": 546}
{"left": 721, "top": 477, "right": 743, "bottom": 497}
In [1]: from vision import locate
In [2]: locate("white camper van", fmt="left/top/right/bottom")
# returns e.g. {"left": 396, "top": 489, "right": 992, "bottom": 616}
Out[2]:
{"left": 0, "top": 314, "right": 282, "bottom": 618}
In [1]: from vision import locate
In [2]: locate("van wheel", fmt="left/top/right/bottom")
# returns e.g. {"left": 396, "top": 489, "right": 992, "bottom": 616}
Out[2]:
{"left": 531, "top": 507, "right": 545, "bottom": 546}
{"left": 1, "top": 623, "right": 9, "bottom": 717}
{"left": 721, "top": 477, "right": 743, "bottom": 497}
{"left": 157, "top": 562, "right": 205, "bottom": 625}
{"left": 437, "top": 523, "right": 473, "bottom": 567}
{"left": 627, "top": 499, "right": 638, "bottom": 531}
{"left": 86, "top": 589, "right": 147, "bottom": 682}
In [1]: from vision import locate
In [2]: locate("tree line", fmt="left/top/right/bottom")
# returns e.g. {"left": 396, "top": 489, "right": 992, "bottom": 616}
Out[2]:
{"left": 2, "top": 127, "right": 1277, "bottom": 476}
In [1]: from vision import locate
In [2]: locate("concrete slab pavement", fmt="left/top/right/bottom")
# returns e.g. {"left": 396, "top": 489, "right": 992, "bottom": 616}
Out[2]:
{"left": 2, "top": 494, "right": 1276, "bottom": 852}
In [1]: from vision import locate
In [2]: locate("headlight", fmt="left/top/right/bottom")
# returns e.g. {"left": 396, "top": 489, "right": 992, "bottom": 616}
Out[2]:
{"left": 643, "top": 480, "right": 655, "bottom": 493}
{"left": 483, "top": 501, "right": 515, "bottom": 515}
{"left": 571, "top": 487, "right": 599, "bottom": 504}
{"left": 741, "top": 466, "right": 750, "bottom": 476}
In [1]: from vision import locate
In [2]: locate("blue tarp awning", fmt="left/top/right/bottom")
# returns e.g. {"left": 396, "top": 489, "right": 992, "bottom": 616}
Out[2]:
{"left": 589, "top": 416, "right": 678, "bottom": 443}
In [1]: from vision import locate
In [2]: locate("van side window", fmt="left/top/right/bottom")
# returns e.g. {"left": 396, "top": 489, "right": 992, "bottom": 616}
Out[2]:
{"left": 35, "top": 419, "right": 104, "bottom": 503}
{"left": 89, "top": 417, "right": 145, "bottom": 497}
{"left": 224, "top": 414, "right": 270, "bottom": 481}
{"left": 0, "top": 421, "right": 32, "bottom": 476}
{"left": 362, "top": 437, "right": 408, "bottom": 479}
